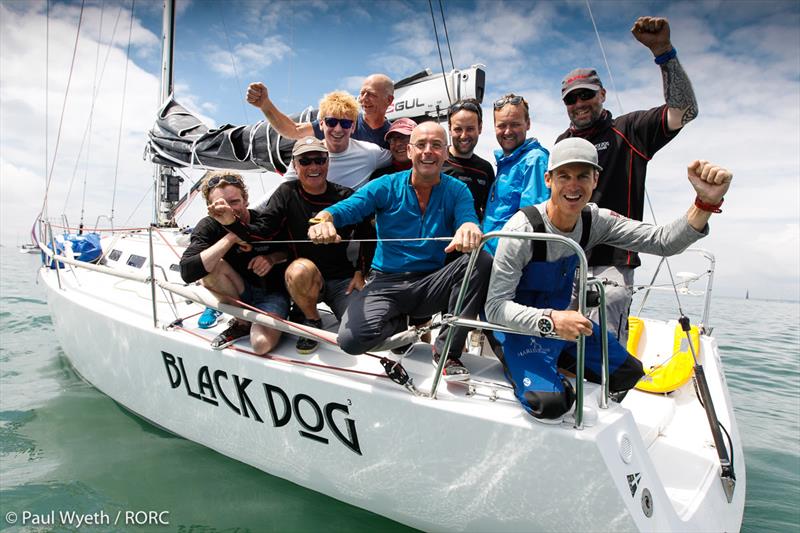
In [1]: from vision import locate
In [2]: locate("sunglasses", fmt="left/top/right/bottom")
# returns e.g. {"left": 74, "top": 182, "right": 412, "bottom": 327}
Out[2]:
{"left": 493, "top": 94, "right": 527, "bottom": 110}
{"left": 449, "top": 101, "right": 482, "bottom": 120}
{"left": 563, "top": 89, "right": 598, "bottom": 105}
{"left": 323, "top": 117, "right": 354, "bottom": 129}
{"left": 297, "top": 156, "right": 328, "bottom": 166}
{"left": 207, "top": 174, "right": 243, "bottom": 188}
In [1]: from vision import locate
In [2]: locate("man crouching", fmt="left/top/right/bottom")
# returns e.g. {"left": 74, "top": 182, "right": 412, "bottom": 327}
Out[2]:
{"left": 485, "top": 138, "right": 732, "bottom": 421}
{"left": 179, "top": 172, "right": 289, "bottom": 353}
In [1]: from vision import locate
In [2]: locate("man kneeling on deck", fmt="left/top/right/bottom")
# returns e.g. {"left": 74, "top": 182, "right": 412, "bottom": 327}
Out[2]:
{"left": 307, "top": 121, "right": 493, "bottom": 381}
{"left": 179, "top": 172, "right": 289, "bottom": 354}
{"left": 485, "top": 138, "right": 732, "bottom": 421}
{"left": 209, "top": 137, "right": 373, "bottom": 354}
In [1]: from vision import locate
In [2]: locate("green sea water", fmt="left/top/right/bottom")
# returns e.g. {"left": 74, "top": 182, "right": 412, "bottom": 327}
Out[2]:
{"left": 1, "top": 247, "right": 799, "bottom": 532}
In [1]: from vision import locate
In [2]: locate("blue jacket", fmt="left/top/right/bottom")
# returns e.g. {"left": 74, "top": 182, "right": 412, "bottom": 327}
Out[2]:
{"left": 482, "top": 138, "right": 550, "bottom": 254}
{"left": 326, "top": 170, "right": 478, "bottom": 273}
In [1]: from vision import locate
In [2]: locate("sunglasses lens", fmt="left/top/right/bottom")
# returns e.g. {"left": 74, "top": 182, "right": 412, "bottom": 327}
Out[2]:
{"left": 564, "top": 90, "right": 596, "bottom": 105}
{"left": 298, "top": 157, "right": 327, "bottom": 166}
{"left": 324, "top": 117, "right": 353, "bottom": 129}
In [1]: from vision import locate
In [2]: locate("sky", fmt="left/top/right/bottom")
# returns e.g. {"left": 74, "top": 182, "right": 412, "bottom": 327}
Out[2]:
{"left": 1, "top": 0, "right": 798, "bottom": 301}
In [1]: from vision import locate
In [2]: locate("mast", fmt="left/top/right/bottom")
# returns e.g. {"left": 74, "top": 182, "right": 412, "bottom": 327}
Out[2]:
{"left": 154, "top": 0, "right": 179, "bottom": 227}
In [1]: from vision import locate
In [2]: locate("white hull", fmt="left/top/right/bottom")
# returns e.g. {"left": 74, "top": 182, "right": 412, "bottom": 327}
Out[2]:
{"left": 40, "top": 231, "right": 745, "bottom": 532}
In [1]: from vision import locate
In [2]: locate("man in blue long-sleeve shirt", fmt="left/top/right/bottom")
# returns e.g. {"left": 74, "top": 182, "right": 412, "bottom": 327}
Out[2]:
{"left": 308, "top": 122, "right": 492, "bottom": 381}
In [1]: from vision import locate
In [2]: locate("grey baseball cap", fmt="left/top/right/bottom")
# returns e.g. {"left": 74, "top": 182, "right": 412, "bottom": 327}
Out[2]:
{"left": 561, "top": 68, "right": 603, "bottom": 97}
{"left": 547, "top": 138, "right": 603, "bottom": 172}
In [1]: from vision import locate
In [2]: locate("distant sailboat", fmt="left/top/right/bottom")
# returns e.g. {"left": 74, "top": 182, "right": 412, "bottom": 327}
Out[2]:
{"left": 746, "top": 290, "right": 750, "bottom": 300}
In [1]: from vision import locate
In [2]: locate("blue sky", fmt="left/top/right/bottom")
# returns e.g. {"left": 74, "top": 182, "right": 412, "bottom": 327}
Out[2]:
{"left": 1, "top": 0, "right": 799, "bottom": 300}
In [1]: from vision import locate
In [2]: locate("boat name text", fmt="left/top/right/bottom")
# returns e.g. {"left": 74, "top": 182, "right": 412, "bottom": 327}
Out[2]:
{"left": 161, "top": 351, "right": 362, "bottom": 455}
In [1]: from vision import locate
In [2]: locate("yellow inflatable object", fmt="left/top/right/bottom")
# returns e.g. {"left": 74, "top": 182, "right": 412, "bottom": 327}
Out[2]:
{"left": 627, "top": 316, "right": 699, "bottom": 394}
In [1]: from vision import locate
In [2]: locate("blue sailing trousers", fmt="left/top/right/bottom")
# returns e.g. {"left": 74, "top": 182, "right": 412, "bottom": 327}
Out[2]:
{"left": 500, "top": 254, "right": 643, "bottom": 420}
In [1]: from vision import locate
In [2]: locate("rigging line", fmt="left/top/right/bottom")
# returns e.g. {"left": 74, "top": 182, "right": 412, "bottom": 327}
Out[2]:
{"left": 427, "top": 0, "right": 452, "bottom": 106}
{"left": 585, "top": 0, "right": 685, "bottom": 314}
{"left": 43, "top": 0, "right": 50, "bottom": 227}
{"left": 41, "top": 0, "right": 86, "bottom": 217}
{"left": 123, "top": 181, "right": 154, "bottom": 225}
{"left": 219, "top": 5, "right": 250, "bottom": 124}
{"left": 61, "top": 1, "right": 125, "bottom": 213}
{"left": 111, "top": 0, "right": 136, "bottom": 226}
{"left": 80, "top": 0, "right": 107, "bottom": 229}
{"left": 437, "top": 0, "right": 455, "bottom": 70}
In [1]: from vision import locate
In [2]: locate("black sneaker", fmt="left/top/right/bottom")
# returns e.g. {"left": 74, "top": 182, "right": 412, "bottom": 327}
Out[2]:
{"left": 296, "top": 318, "right": 323, "bottom": 354}
{"left": 210, "top": 319, "right": 250, "bottom": 350}
{"left": 432, "top": 352, "right": 471, "bottom": 382}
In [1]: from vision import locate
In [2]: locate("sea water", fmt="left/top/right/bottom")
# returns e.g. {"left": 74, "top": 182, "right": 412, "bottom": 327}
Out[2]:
{"left": 1, "top": 247, "right": 798, "bottom": 532}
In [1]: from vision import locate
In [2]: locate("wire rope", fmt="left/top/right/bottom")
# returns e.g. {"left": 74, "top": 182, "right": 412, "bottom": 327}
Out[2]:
{"left": 427, "top": 0, "right": 452, "bottom": 106}
{"left": 111, "top": 0, "right": 136, "bottom": 227}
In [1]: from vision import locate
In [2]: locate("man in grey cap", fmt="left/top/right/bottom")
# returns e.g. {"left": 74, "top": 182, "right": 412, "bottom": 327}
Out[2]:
{"left": 210, "top": 136, "right": 372, "bottom": 354}
{"left": 556, "top": 16, "right": 699, "bottom": 345}
{"left": 485, "top": 137, "right": 731, "bottom": 421}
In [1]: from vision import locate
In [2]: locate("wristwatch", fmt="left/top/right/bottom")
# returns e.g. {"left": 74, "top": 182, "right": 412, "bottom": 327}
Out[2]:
{"left": 537, "top": 310, "right": 557, "bottom": 338}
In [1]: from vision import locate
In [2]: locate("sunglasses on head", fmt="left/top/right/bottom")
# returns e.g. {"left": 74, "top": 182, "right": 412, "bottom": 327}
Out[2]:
{"left": 449, "top": 101, "right": 482, "bottom": 119}
{"left": 323, "top": 117, "right": 354, "bottom": 129}
{"left": 563, "top": 89, "right": 598, "bottom": 105}
{"left": 493, "top": 94, "right": 527, "bottom": 110}
{"left": 297, "top": 156, "right": 328, "bottom": 166}
{"left": 207, "top": 174, "right": 243, "bottom": 188}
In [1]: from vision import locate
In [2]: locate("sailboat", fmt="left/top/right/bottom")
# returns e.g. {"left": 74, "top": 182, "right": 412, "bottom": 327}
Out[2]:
{"left": 35, "top": 1, "right": 746, "bottom": 531}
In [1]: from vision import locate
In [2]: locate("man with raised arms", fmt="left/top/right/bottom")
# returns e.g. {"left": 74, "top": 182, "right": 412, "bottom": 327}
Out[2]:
{"left": 249, "top": 91, "right": 391, "bottom": 201}
{"left": 247, "top": 73, "right": 395, "bottom": 149}
{"left": 442, "top": 98, "right": 495, "bottom": 221}
{"left": 485, "top": 138, "right": 731, "bottom": 421}
{"left": 556, "top": 16, "right": 699, "bottom": 344}
{"left": 179, "top": 172, "right": 289, "bottom": 354}
{"left": 483, "top": 93, "right": 550, "bottom": 255}
{"left": 307, "top": 122, "right": 492, "bottom": 381}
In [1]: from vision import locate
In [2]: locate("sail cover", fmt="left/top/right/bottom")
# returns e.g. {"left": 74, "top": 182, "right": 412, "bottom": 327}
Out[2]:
{"left": 146, "top": 96, "right": 304, "bottom": 174}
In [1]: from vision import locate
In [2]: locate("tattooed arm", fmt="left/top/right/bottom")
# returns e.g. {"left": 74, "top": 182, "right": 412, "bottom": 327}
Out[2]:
{"left": 631, "top": 16, "right": 699, "bottom": 131}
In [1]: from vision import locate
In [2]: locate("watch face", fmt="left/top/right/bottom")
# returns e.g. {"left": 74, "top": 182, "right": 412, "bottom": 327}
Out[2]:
{"left": 537, "top": 316, "right": 554, "bottom": 335}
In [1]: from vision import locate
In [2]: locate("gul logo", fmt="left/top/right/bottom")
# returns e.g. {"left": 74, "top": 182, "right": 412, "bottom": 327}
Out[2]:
{"left": 162, "top": 352, "right": 362, "bottom": 455}
{"left": 388, "top": 98, "right": 424, "bottom": 113}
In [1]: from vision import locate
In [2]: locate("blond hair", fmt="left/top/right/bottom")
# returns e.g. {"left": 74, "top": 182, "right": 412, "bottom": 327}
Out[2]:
{"left": 319, "top": 90, "right": 359, "bottom": 121}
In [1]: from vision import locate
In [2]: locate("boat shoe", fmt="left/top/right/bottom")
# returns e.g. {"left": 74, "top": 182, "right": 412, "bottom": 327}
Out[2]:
{"left": 198, "top": 307, "right": 222, "bottom": 329}
{"left": 432, "top": 352, "right": 471, "bottom": 382}
{"left": 210, "top": 318, "right": 251, "bottom": 350}
{"left": 296, "top": 318, "right": 323, "bottom": 354}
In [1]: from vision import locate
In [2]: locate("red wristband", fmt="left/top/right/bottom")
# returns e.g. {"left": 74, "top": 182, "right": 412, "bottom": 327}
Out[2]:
{"left": 694, "top": 196, "right": 723, "bottom": 213}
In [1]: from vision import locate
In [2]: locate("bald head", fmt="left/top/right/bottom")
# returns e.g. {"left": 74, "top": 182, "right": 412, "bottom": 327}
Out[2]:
{"left": 359, "top": 74, "right": 394, "bottom": 123}
{"left": 408, "top": 122, "right": 447, "bottom": 183}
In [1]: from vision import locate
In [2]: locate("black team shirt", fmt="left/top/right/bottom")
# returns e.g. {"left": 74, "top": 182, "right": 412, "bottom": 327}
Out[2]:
{"left": 442, "top": 152, "right": 496, "bottom": 221}
{"left": 556, "top": 105, "right": 680, "bottom": 268}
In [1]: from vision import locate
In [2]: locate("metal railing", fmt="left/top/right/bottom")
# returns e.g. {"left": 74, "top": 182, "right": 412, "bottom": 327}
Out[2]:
{"left": 434, "top": 231, "right": 611, "bottom": 429}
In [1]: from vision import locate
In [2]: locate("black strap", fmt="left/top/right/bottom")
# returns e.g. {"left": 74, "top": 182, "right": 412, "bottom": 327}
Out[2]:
{"left": 520, "top": 205, "right": 593, "bottom": 261}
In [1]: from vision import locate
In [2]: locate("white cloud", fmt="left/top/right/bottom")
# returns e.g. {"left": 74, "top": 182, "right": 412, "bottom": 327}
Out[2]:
{"left": 206, "top": 36, "right": 292, "bottom": 78}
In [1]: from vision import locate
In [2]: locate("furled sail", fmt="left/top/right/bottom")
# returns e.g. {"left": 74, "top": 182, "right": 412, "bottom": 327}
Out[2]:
{"left": 145, "top": 65, "right": 485, "bottom": 173}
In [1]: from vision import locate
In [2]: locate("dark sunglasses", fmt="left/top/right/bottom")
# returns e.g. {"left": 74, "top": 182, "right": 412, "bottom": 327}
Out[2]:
{"left": 449, "top": 101, "right": 482, "bottom": 120}
{"left": 323, "top": 117, "right": 354, "bottom": 129}
{"left": 207, "top": 174, "right": 243, "bottom": 188}
{"left": 493, "top": 94, "right": 527, "bottom": 110}
{"left": 297, "top": 156, "right": 328, "bottom": 166}
{"left": 563, "top": 89, "right": 598, "bottom": 105}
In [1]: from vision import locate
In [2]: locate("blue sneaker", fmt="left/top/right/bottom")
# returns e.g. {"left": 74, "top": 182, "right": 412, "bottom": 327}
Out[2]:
{"left": 198, "top": 307, "right": 222, "bottom": 329}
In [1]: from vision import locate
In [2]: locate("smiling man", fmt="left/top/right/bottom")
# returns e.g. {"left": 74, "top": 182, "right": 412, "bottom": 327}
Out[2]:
{"left": 306, "top": 121, "right": 492, "bottom": 381}
{"left": 441, "top": 99, "right": 495, "bottom": 221}
{"left": 482, "top": 93, "right": 549, "bottom": 255}
{"left": 247, "top": 73, "right": 394, "bottom": 149}
{"left": 211, "top": 138, "right": 372, "bottom": 355}
{"left": 485, "top": 138, "right": 731, "bottom": 421}
{"left": 556, "top": 16, "right": 698, "bottom": 344}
